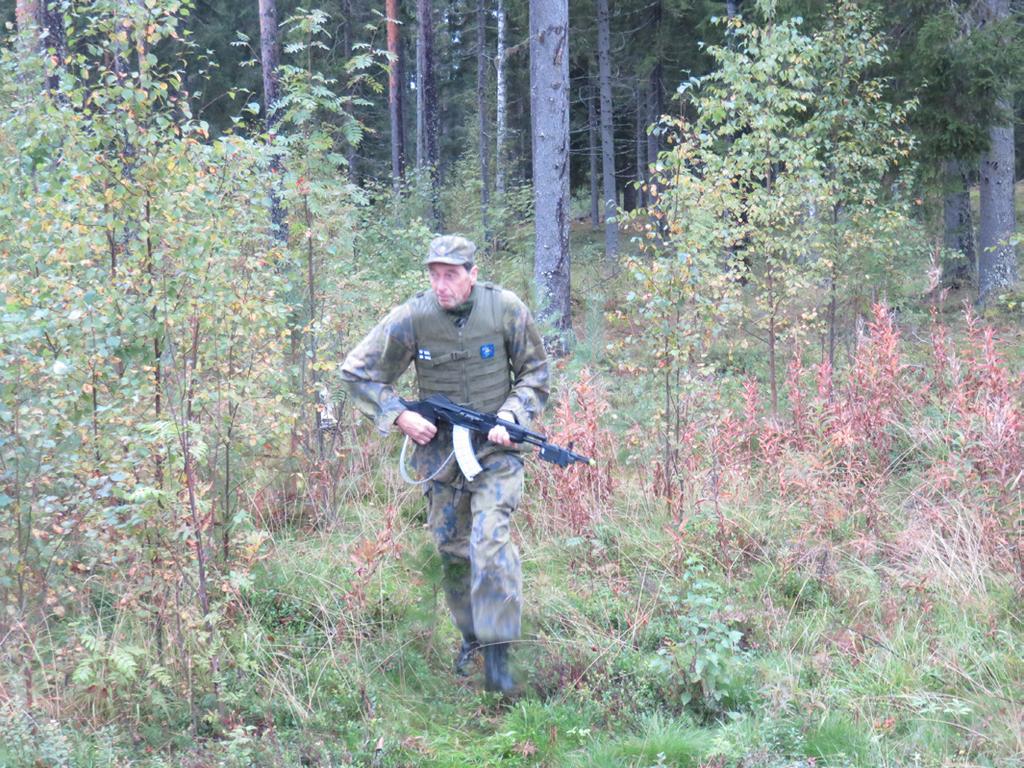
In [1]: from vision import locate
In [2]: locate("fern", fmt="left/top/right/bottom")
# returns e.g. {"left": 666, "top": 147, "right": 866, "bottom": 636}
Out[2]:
{"left": 80, "top": 631, "right": 103, "bottom": 654}
{"left": 147, "top": 664, "right": 173, "bottom": 688}
{"left": 109, "top": 645, "right": 140, "bottom": 683}
{"left": 72, "top": 659, "right": 94, "bottom": 687}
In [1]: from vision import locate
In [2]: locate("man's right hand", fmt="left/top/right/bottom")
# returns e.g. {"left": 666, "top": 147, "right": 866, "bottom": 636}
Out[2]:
{"left": 396, "top": 410, "right": 438, "bottom": 446}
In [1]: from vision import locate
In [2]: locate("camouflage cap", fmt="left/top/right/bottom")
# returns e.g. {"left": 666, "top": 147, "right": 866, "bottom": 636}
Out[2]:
{"left": 425, "top": 235, "right": 477, "bottom": 266}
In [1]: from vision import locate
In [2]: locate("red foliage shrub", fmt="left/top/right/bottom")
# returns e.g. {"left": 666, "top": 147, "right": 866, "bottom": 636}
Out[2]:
{"left": 336, "top": 505, "right": 401, "bottom": 638}
{"left": 537, "top": 368, "right": 617, "bottom": 536}
{"left": 831, "top": 303, "right": 908, "bottom": 466}
{"left": 786, "top": 339, "right": 809, "bottom": 446}
{"left": 720, "top": 303, "right": 1021, "bottom": 567}
{"left": 929, "top": 307, "right": 1024, "bottom": 507}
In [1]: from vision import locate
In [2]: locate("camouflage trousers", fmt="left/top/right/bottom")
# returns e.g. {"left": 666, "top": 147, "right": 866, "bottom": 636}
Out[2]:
{"left": 426, "top": 452, "right": 523, "bottom": 643}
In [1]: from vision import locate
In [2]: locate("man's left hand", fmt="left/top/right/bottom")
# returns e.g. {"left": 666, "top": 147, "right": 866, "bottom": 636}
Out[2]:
{"left": 487, "top": 411, "right": 516, "bottom": 447}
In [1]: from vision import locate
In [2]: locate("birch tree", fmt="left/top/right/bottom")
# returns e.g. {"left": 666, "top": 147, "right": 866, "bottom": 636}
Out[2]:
{"left": 14, "top": 0, "right": 41, "bottom": 46}
{"left": 258, "top": 0, "right": 287, "bottom": 241}
{"left": 495, "top": 0, "right": 508, "bottom": 195}
{"left": 386, "top": 0, "right": 405, "bottom": 186}
{"left": 15, "top": 0, "right": 65, "bottom": 92}
{"left": 477, "top": 0, "right": 490, "bottom": 239}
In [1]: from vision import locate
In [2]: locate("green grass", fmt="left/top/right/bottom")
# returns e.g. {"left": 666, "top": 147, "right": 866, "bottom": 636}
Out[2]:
{"left": 6, "top": 242, "right": 1024, "bottom": 768}
{"left": 800, "top": 713, "right": 873, "bottom": 766}
{"left": 35, "top": 493, "right": 1016, "bottom": 766}
{"left": 13, "top": 460, "right": 1020, "bottom": 768}
{"left": 570, "top": 714, "right": 721, "bottom": 767}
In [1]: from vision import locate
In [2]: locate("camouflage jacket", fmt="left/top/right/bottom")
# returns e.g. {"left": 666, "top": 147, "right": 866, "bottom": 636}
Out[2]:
{"left": 340, "top": 283, "right": 549, "bottom": 480}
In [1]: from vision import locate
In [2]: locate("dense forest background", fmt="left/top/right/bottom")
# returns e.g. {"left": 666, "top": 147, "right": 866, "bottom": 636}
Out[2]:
{"left": 1, "top": 1, "right": 1021, "bottom": 766}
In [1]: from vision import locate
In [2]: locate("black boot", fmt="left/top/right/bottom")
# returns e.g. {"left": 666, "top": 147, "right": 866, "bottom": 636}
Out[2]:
{"left": 454, "top": 636, "right": 480, "bottom": 677}
{"left": 483, "top": 642, "right": 515, "bottom": 695}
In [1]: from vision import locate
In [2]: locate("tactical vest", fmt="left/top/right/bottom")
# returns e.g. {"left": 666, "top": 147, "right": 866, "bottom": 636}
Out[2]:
{"left": 410, "top": 283, "right": 511, "bottom": 414}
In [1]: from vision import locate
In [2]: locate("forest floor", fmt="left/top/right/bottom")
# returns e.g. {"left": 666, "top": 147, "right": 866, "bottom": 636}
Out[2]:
{"left": 5, "top": 229, "right": 1022, "bottom": 768}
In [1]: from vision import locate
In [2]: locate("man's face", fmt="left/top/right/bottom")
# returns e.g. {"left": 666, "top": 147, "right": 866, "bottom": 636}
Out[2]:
{"left": 428, "top": 262, "right": 478, "bottom": 309}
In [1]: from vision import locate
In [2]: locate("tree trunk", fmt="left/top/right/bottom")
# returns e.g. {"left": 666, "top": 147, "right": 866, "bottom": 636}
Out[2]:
{"left": 976, "top": 0, "right": 1017, "bottom": 305}
{"left": 942, "top": 158, "right": 974, "bottom": 288}
{"left": 341, "top": 0, "right": 352, "bottom": 72}
{"left": 623, "top": 182, "right": 637, "bottom": 212}
{"left": 647, "top": 61, "right": 661, "bottom": 178}
{"left": 596, "top": 0, "right": 618, "bottom": 261}
{"left": 258, "top": 0, "right": 287, "bottom": 242}
{"left": 827, "top": 263, "right": 838, "bottom": 372}
{"left": 529, "top": 0, "right": 572, "bottom": 353}
{"left": 417, "top": 0, "right": 441, "bottom": 224}
{"left": 42, "top": 2, "right": 66, "bottom": 84}
{"left": 978, "top": 110, "right": 1018, "bottom": 304}
{"left": 416, "top": 16, "right": 424, "bottom": 171}
{"left": 477, "top": 0, "right": 491, "bottom": 239}
{"left": 495, "top": 0, "right": 508, "bottom": 195}
{"left": 517, "top": 85, "right": 529, "bottom": 182}
{"left": 386, "top": 0, "right": 405, "bottom": 187}
{"left": 588, "top": 81, "right": 600, "bottom": 229}
{"left": 259, "top": 0, "right": 283, "bottom": 142}
{"left": 16, "top": 1, "right": 66, "bottom": 93}
{"left": 341, "top": 0, "right": 359, "bottom": 178}
{"left": 767, "top": 292, "right": 778, "bottom": 418}
{"left": 15, "top": 0, "right": 41, "bottom": 45}
{"left": 635, "top": 82, "right": 646, "bottom": 210}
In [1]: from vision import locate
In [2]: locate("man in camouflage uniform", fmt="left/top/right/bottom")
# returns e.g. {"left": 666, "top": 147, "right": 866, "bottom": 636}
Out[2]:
{"left": 340, "top": 235, "right": 549, "bottom": 694}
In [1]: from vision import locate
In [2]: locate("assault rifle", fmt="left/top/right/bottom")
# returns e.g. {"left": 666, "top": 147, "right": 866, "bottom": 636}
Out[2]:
{"left": 399, "top": 394, "right": 595, "bottom": 481}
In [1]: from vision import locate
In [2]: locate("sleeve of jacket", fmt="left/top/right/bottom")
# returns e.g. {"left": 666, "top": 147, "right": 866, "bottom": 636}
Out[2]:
{"left": 339, "top": 302, "right": 416, "bottom": 434}
{"left": 498, "top": 290, "right": 549, "bottom": 430}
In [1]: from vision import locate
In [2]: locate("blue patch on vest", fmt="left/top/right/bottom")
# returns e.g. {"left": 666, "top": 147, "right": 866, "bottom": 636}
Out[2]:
{"left": 480, "top": 343, "right": 496, "bottom": 359}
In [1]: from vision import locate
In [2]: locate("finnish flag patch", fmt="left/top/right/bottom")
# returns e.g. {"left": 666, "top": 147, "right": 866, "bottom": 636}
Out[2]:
{"left": 480, "top": 343, "right": 495, "bottom": 359}
{"left": 417, "top": 349, "right": 432, "bottom": 361}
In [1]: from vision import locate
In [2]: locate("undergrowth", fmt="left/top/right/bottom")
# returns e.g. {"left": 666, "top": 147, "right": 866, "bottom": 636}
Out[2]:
{"left": 5, "top": 290, "right": 1021, "bottom": 768}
